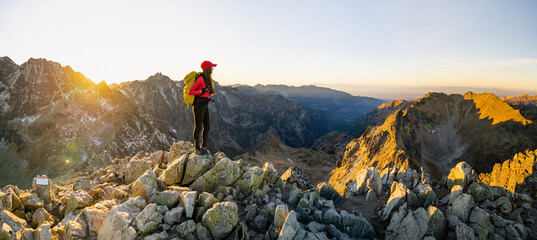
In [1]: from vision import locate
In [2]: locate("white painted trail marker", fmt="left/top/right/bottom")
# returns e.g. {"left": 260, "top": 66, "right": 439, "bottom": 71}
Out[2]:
{"left": 35, "top": 178, "right": 49, "bottom": 185}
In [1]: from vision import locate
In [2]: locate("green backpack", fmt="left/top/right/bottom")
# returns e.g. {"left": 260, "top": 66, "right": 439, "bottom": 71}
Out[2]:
{"left": 183, "top": 71, "right": 201, "bottom": 106}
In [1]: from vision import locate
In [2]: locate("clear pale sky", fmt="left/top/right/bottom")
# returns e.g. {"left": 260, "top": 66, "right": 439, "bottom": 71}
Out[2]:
{"left": 1, "top": 0, "right": 536, "bottom": 99}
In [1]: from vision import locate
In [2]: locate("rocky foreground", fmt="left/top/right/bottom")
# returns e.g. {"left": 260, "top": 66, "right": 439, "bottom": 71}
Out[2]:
{"left": 0, "top": 141, "right": 536, "bottom": 240}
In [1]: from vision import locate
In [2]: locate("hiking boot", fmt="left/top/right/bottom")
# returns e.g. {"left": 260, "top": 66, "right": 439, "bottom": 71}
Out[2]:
{"left": 201, "top": 147, "right": 211, "bottom": 157}
{"left": 195, "top": 149, "right": 203, "bottom": 156}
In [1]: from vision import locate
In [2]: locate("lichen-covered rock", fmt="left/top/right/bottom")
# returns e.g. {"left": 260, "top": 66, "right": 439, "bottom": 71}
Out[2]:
{"left": 190, "top": 158, "right": 241, "bottom": 193}
{"left": 0, "top": 210, "right": 26, "bottom": 239}
{"left": 181, "top": 191, "right": 197, "bottom": 219}
{"left": 262, "top": 162, "right": 284, "bottom": 187}
{"left": 25, "top": 193, "right": 44, "bottom": 211}
{"left": 149, "top": 190, "right": 180, "bottom": 209}
{"left": 0, "top": 192, "right": 12, "bottom": 212}
{"left": 82, "top": 206, "right": 107, "bottom": 237}
{"left": 201, "top": 201, "right": 238, "bottom": 239}
{"left": 35, "top": 222, "right": 52, "bottom": 240}
{"left": 125, "top": 158, "right": 152, "bottom": 184}
{"left": 340, "top": 210, "right": 376, "bottom": 238}
{"left": 177, "top": 219, "right": 196, "bottom": 239}
{"left": 97, "top": 197, "right": 146, "bottom": 240}
{"left": 446, "top": 162, "right": 477, "bottom": 189}
{"left": 164, "top": 206, "right": 184, "bottom": 225}
{"left": 323, "top": 209, "right": 341, "bottom": 227}
{"left": 134, "top": 203, "right": 162, "bottom": 234}
{"left": 317, "top": 182, "right": 343, "bottom": 204}
{"left": 415, "top": 183, "right": 437, "bottom": 207}
{"left": 234, "top": 166, "right": 266, "bottom": 197}
{"left": 64, "top": 218, "right": 88, "bottom": 240}
{"left": 278, "top": 211, "right": 300, "bottom": 240}
{"left": 32, "top": 208, "right": 53, "bottom": 227}
{"left": 131, "top": 169, "right": 158, "bottom": 201}
{"left": 468, "top": 207, "right": 493, "bottom": 240}
{"left": 195, "top": 222, "right": 212, "bottom": 240}
{"left": 73, "top": 176, "right": 91, "bottom": 192}
{"left": 447, "top": 193, "right": 475, "bottom": 223}
{"left": 65, "top": 190, "right": 92, "bottom": 215}
{"left": 456, "top": 223, "right": 476, "bottom": 240}
{"left": 181, "top": 153, "right": 214, "bottom": 185}
{"left": 162, "top": 154, "right": 188, "bottom": 185}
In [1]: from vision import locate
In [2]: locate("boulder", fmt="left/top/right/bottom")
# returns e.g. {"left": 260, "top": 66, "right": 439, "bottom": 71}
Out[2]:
{"left": 82, "top": 207, "right": 107, "bottom": 237}
{"left": 346, "top": 167, "right": 381, "bottom": 197}
{"left": 97, "top": 197, "right": 146, "bottom": 240}
{"left": 446, "top": 162, "right": 477, "bottom": 189}
{"left": 25, "top": 193, "right": 44, "bottom": 211}
{"left": 125, "top": 158, "right": 152, "bottom": 184}
{"left": 455, "top": 223, "right": 476, "bottom": 240}
{"left": 195, "top": 222, "right": 212, "bottom": 240}
{"left": 317, "top": 182, "right": 343, "bottom": 204}
{"left": 32, "top": 175, "right": 54, "bottom": 204}
{"left": 131, "top": 169, "right": 158, "bottom": 201}
{"left": 0, "top": 210, "right": 26, "bottom": 239}
{"left": 65, "top": 190, "right": 92, "bottom": 215}
{"left": 233, "top": 166, "right": 266, "bottom": 197}
{"left": 468, "top": 207, "right": 494, "bottom": 240}
{"left": 177, "top": 220, "right": 196, "bottom": 239}
{"left": 162, "top": 154, "right": 188, "bottom": 185}
{"left": 181, "top": 153, "right": 214, "bottom": 185}
{"left": 340, "top": 210, "right": 376, "bottom": 238}
{"left": 262, "top": 162, "right": 282, "bottom": 185}
{"left": 73, "top": 176, "right": 91, "bottom": 192}
{"left": 201, "top": 201, "right": 239, "bottom": 239}
{"left": 0, "top": 192, "right": 12, "bottom": 212}
{"left": 415, "top": 183, "right": 437, "bottom": 207}
{"left": 274, "top": 204, "right": 290, "bottom": 230}
{"left": 382, "top": 181, "right": 407, "bottom": 220}
{"left": 323, "top": 209, "right": 341, "bottom": 227}
{"left": 281, "top": 166, "right": 310, "bottom": 189}
{"left": 34, "top": 222, "right": 52, "bottom": 240}
{"left": 190, "top": 158, "right": 241, "bottom": 193}
{"left": 134, "top": 203, "right": 162, "bottom": 234}
{"left": 181, "top": 191, "right": 197, "bottom": 218}
{"left": 164, "top": 206, "right": 184, "bottom": 225}
{"left": 64, "top": 218, "right": 88, "bottom": 240}
{"left": 278, "top": 211, "right": 300, "bottom": 240}
{"left": 148, "top": 190, "right": 180, "bottom": 209}
{"left": 31, "top": 208, "right": 53, "bottom": 227}
{"left": 447, "top": 193, "right": 475, "bottom": 223}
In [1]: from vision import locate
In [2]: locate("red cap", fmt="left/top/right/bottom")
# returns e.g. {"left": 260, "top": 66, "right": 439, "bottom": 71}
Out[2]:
{"left": 201, "top": 61, "right": 217, "bottom": 70}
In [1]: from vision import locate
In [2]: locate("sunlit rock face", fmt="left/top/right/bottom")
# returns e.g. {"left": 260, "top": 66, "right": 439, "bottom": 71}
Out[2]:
{"left": 329, "top": 92, "right": 537, "bottom": 195}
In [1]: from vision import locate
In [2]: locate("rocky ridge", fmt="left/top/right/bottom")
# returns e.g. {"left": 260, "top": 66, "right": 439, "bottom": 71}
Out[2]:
{"left": 1, "top": 140, "right": 536, "bottom": 239}
{"left": 0, "top": 141, "right": 376, "bottom": 240}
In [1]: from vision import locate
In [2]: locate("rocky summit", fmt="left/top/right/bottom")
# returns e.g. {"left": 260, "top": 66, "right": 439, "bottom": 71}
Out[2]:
{"left": 0, "top": 141, "right": 377, "bottom": 240}
{"left": 1, "top": 139, "right": 536, "bottom": 240}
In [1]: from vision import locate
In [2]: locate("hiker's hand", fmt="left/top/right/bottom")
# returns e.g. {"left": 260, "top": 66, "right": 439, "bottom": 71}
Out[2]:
{"left": 200, "top": 87, "right": 209, "bottom": 94}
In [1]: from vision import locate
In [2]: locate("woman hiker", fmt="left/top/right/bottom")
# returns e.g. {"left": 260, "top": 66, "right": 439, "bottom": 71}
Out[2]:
{"left": 188, "top": 60, "right": 216, "bottom": 156}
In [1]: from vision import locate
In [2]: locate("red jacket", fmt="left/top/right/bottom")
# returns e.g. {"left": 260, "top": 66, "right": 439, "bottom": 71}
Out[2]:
{"left": 188, "top": 76, "right": 210, "bottom": 98}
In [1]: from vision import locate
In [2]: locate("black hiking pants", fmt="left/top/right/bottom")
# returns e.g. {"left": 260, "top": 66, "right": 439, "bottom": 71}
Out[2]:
{"left": 192, "top": 98, "right": 210, "bottom": 150}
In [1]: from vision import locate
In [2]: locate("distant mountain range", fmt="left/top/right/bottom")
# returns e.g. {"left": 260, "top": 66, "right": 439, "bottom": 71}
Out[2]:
{"left": 233, "top": 84, "right": 383, "bottom": 130}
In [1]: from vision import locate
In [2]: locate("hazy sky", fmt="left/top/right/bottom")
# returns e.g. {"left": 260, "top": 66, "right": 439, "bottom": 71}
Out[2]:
{"left": 1, "top": 0, "right": 536, "bottom": 99}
